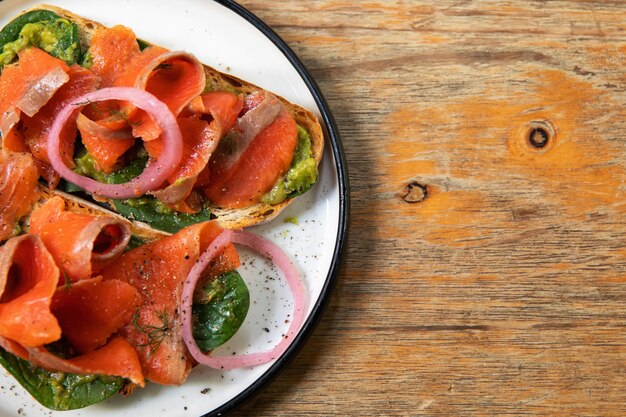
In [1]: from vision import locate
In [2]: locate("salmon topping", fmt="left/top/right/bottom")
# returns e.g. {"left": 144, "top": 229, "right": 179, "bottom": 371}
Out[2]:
{"left": 0, "top": 235, "right": 61, "bottom": 347}
{"left": 26, "top": 337, "right": 145, "bottom": 386}
{"left": 0, "top": 48, "right": 70, "bottom": 143}
{"left": 205, "top": 108, "right": 298, "bottom": 208}
{"left": 88, "top": 25, "right": 142, "bottom": 89}
{"left": 21, "top": 65, "right": 98, "bottom": 170}
{"left": 0, "top": 233, "right": 143, "bottom": 385}
{"left": 77, "top": 113, "right": 136, "bottom": 174}
{"left": 0, "top": 152, "right": 40, "bottom": 241}
{"left": 100, "top": 221, "right": 240, "bottom": 385}
{"left": 29, "top": 197, "right": 131, "bottom": 282}
{"left": 51, "top": 276, "right": 140, "bottom": 354}
{"left": 117, "top": 49, "right": 206, "bottom": 141}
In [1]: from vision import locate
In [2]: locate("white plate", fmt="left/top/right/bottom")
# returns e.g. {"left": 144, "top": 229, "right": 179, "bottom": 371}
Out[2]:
{"left": 0, "top": 1, "right": 348, "bottom": 416}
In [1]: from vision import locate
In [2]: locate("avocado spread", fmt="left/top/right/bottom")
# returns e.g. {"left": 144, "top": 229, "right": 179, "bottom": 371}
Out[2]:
{"left": 74, "top": 149, "right": 171, "bottom": 214}
{"left": 261, "top": 125, "right": 318, "bottom": 205}
{"left": 0, "top": 19, "right": 80, "bottom": 69}
{"left": 71, "top": 150, "right": 212, "bottom": 233}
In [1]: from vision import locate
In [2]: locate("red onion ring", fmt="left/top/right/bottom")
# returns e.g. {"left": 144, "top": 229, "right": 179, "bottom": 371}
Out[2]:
{"left": 181, "top": 230, "right": 307, "bottom": 370}
{"left": 47, "top": 87, "right": 183, "bottom": 199}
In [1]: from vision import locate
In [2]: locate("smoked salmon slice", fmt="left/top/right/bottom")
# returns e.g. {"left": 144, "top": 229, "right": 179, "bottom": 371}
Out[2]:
{"left": 0, "top": 48, "right": 70, "bottom": 143}
{"left": 21, "top": 65, "right": 98, "bottom": 172}
{"left": 145, "top": 117, "right": 215, "bottom": 205}
{"left": 100, "top": 221, "right": 240, "bottom": 385}
{"left": 0, "top": 334, "right": 144, "bottom": 386}
{"left": 146, "top": 92, "right": 243, "bottom": 207}
{"left": 88, "top": 25, "right": 142, "bottom": 89}
{"left": 113, "top": 47, "right": 205, "bottom": 141}
{"left": 27, "top": 337, "right": 145, "bottom": 386}
{"left": 204, "top": 108, "right": 298, "bottom": 208}
{"left": 111, "top": 45, "right": 168, "bottom": 139}
{"left": 188, "top": 91, "right": 245, "bottom": 190}
{"left": 0, "top": 335, "right": 29, "bottom": 360}
{"left": 0, "top": 235, "right": 61, "bottom": 347}
{"left": 0, "top": 47, "right": 77, "bottom": 187}
{"left": 29, "top": 197, "right": 131, "bottom": 282}
{"left": 169, "top": 92, "right": 243, "bottom": 182}
{"left": 52, "top": 276, "right": 140, "bottom": 354}
{"left": 0, "top": 231, "right": 142, "bottom": 386}
{"left": 80, "top": 25, "right": 142, "bottom": 172}
{"left": 1, "top": 127, "right": 29, "bottom": 154}
{"left": 0, "top": 152, "right": 40, "bottom": 241}
{"left": 112, "top": 45, "right": 167, "bottom": 91}
{"left": 188, "top": 91, "right": 244, "bottom": 133}
{"left": 146, "top": 117, "right": 218, "bottom": 206}
{"left": 135, "top": 52, "right": 206, "bottom": 140}
{"left": 77, "top": 113, "right": 136, "bottom": 174}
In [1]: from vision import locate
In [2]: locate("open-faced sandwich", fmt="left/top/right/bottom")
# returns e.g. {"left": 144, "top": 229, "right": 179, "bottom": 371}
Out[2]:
{"left": 0, "top": 4, "right": 319, "bottom": 411}
{"left": 1, "top": 4, "right": 324, "bottom": 232}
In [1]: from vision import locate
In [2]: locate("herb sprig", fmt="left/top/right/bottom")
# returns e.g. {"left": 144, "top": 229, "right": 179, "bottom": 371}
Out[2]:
{"left": 132, "top": 309, "right": 170, "bottom": 358}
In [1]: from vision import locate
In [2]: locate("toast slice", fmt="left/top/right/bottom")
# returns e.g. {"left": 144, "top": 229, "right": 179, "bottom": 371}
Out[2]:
{"left": 5, "top": 4, "right": 324, "bottom": 230}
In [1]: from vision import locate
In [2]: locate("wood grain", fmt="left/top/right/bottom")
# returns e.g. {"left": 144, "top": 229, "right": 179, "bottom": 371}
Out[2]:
{"left": 231, "top": 1, "right": 626, "bottom": 416}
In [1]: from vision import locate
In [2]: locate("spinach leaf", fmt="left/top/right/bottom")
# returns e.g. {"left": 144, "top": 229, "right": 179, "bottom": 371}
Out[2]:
{"left": 192, "top": 271, "right": 250, "bottom": 352}
{"left": 0, "top": 10, "right": 81, "bottom": 70}
{"left": 112, "top": 200, "right": 213, "bottom": 234}
{"left": 0, "top": 348, "right": 124, "bottom": 411}
{"left": 127, "top": 235, "right": 147, "bottom": 250}
{"left": 105, "top": 150, "right": 147, "bottom": 183}
{"left": 0, "top": 10, "right": 60, "bottom": 47}
{"left": 137, "top": 38, "right": 151, "bottom": 51}
{"left": 69, "top": 150, "right": 213, "bottom": 233}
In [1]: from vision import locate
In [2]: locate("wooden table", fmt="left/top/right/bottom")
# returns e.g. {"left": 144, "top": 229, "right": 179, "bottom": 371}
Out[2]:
{"left": 232, "top": 1, "right": 626, "bottom": 416}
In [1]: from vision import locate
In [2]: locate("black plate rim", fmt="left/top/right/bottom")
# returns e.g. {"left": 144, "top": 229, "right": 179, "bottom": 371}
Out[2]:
{"left": 205, "top": 1, "right": 349, "bottom": 417}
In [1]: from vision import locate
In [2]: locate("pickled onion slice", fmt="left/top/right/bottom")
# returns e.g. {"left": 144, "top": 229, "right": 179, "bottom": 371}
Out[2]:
{"left": 181, "top": 230, "right": 306, "bottom": 370}
{"left": 47, "top": 87, "right": 183, "bottom": 199}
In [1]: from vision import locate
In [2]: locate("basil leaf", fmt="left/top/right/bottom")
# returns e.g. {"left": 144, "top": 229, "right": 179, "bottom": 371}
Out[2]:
{"left": 0, "top": 348, "right": 124, "bottom": 411}
{"left": 192, "top": 271, "right": 250, "bottom": 352}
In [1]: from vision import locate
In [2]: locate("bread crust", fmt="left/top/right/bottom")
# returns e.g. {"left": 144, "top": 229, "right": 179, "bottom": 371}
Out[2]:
{"left": 12, "top": 4, "right": 324, "bottom": 230}
{"left": 35, "top": 187, "right": 170, "bottom": 241}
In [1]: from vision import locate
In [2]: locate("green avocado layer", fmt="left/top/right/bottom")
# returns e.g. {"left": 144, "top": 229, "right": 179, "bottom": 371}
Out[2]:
{"left": 261, "top": 125, "right": 319, "bottom": 205}
{"left": 69, "top": 124, "right": 317, "bottom": 231}
{"left": 70, "top": 150, "right": 213, "bottom": 234}
{"left": 0, "top": 10, "right": 80, "bottom": 70}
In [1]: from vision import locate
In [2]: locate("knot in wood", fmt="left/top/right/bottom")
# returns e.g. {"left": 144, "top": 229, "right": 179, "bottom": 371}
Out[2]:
{"left": 402, "top": 182, "right": 428, "bottom": 203}
{"left": 528, "top": 127, "right": 549, "bottom": 148}
{"left": 525, "top": 120, "right": 556, "bottom": 150}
